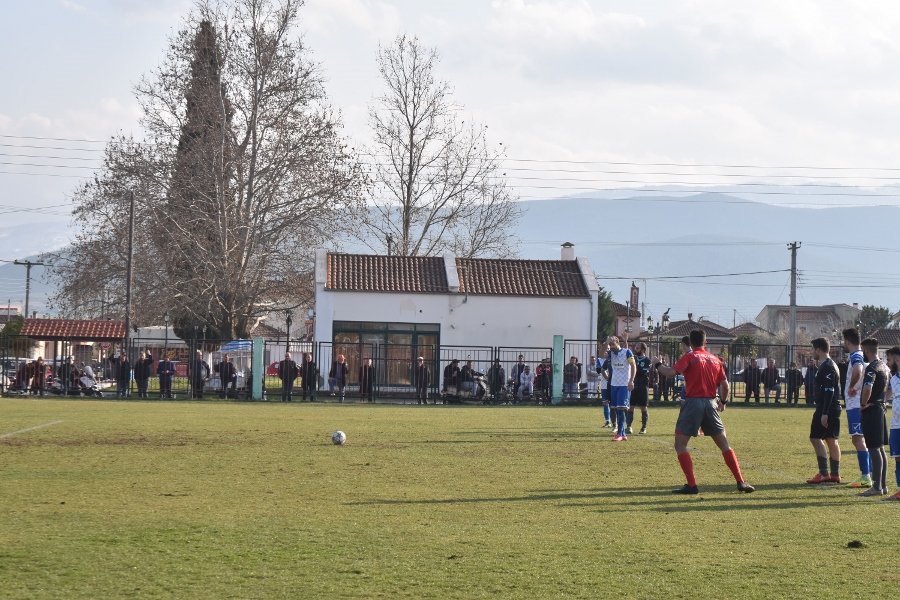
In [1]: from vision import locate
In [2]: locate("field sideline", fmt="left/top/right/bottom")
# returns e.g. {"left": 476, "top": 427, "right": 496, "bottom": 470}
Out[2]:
{"left": 1, "top": 399, "right": 896, "bottom": 599}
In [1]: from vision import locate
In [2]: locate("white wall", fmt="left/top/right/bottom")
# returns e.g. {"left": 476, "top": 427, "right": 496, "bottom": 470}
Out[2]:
{"left": 315, "top": 288, "right": 595, "bottom": 349}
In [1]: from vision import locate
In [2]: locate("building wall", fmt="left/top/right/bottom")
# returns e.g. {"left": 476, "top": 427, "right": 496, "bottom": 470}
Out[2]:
{"left": 314, "top": 288, "right": 595, "bottom": 349}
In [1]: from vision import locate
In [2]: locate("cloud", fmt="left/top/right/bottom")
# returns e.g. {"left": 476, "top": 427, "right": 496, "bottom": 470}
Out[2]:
{"left": 490, "top": 0, "right": 645, "bottom": 43}
{"left": 59, "top": 0, "right": 86, "bottom": 12}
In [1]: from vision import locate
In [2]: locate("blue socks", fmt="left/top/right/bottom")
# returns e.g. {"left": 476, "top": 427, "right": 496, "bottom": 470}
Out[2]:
{"left": 603, "top": 404, "right": 610, "bottom": 423}
{"left": 618, "top": 411, "right": 628, "bottom": 437}
{"left": 857, "top": 450, "right": 871, "bottom": 477}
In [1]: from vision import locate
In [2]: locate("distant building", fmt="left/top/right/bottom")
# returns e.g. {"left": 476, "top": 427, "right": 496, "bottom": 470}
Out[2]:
{"left": 756, "top": 303, "right": 861, "bottom": 339}
{"left": 729, "top": 322, "right": 775, "bottom": 340}
{"left": 870, "top": 328, "right": 900, "bottom": 359}
{"left": 611, "top": 301, "right": 641, "bottom": 340}
{"left": 0, "top": 305, "right": 21, "bottom": 326}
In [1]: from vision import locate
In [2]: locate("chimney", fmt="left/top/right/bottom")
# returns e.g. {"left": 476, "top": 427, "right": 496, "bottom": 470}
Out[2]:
{"left": 688, "top": 312, "right": 693, "bottom": 322}
{"left": 561, "top": 242, "right": 575, "bottom": 261}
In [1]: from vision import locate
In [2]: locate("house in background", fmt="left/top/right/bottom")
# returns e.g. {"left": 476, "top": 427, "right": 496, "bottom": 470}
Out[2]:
{"left": 611, "top": 301, "right": 642, "bottom": 340}
{"left": 314, "top": 244, "right": 600, "bottom": 388}
{"left": 729, "top": 322, "right": 775, "bottom": 341}
{"left": 756, "top": 303, "right": 861, "bottom": 340}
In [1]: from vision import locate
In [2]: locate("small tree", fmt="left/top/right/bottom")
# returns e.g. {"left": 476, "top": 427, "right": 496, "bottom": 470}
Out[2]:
{"left": 858, "top": 305, "right": 892, "bottom": 338}
{"left": 596, "top": 288, "right": 617, "bottom": 341}
{"left": 362, "top": 34, "right": 520, "bottom": 258}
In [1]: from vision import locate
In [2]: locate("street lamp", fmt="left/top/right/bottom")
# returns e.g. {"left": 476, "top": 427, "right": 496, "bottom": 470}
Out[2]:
{"left": 285, "top": 309, "right": 294, "bottom": 348}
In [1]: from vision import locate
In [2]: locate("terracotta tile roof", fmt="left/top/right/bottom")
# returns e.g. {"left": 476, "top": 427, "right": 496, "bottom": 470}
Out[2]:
{"left": 729, "top": 322, "right": 774, "bottom": 337}
{"left": 456, "top": 259, "right": 589, "bottom": 298}
{"left": 871, "top": 328, "right": 900, "bottom": 348}
{"left": 21, "top": 318, "right": 125, "bottom": 341}
{"left": 327, "top": 254, "right": 448, "bottom": 294}
{"left": 612, "top": 301, "right": 642, "bottom": 318}
{"left": 664, "top": 319, "right": 735, "bottom": 340}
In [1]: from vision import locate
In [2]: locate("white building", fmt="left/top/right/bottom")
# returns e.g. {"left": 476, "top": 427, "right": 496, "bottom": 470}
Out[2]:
{"left": 313, "top": 244, "right": 599, "bottom": 388}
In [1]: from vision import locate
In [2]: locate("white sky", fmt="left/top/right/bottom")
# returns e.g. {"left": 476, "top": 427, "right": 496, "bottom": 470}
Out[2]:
{"left": 1, "top": 0, "right": 900, "bottom": 321}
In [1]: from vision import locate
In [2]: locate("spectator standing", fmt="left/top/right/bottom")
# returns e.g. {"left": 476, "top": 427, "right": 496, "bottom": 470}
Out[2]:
{"left": 763, "top": 359, "right": 782, "bottom": 404}
{"left": 157, "top": 353, "right": 176, "bottom": 399}
{"left": 511, "top": 355, "right": 526, "bottom": 400}
{"left": 586, "top": 354, "right": 600, "bottom": 399}
{"left": 217, "top": 354, "right": 237, "bottom": 399}
{"left": 300, "top": 352, "right": 317, "bottom": 402}
{"left": 190, "top": 350, "right": 210, "bottom": 399}
{"left": 563, "top": 356, "right": 582, "bottom": 399}
{"left": 536, "top": 358, "right": 552, "bottom": 403}
{"left": 413, "top": 356, "right": 431, "bottom": 404}
{"left": 487, "top": 359, "right": 505, "bottom": 402}
{"left": 804, "top": 359, "right": 818, "bottom": 405}
{"left": 359, "top": 358, "right": 375, "bottom": 402}
{"left": 744, "top": 359, "right": 761, "bottom": 403}
{"left": 134, "top": 351, "right": 154, "bottom": 398}
{"left": 278, "top": 352, "right": 299, "bottom": 402}
{"left": 785, "top": 362, "right": 803, "bottom": 404}
{"left": 114, "top": 353, "right": 131, "bottom": 398}
{"left": 329, "top": 354, "right": 349, "bottom": 402}
{"left": 442, "top": 359, "right": 460, "bottom": 395}
{"left": 30, "top": 357, "right": 46, "bottom": 396}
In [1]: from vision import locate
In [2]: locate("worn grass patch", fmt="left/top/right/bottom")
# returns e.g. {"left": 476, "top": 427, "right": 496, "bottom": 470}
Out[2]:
{"left": 1, "top": 399, "right": 896, "bottom": 599}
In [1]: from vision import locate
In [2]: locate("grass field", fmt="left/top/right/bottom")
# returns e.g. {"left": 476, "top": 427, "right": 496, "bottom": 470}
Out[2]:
{"left": 1, "top": 399, "right": 897, "bottom": 599}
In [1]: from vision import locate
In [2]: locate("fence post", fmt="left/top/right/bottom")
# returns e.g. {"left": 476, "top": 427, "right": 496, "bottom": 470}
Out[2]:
{"left": 552, "top": 335, "right": 564, "bottom": 405}
{"left": 252, "top": 337, "right": 264, "bottom": 401}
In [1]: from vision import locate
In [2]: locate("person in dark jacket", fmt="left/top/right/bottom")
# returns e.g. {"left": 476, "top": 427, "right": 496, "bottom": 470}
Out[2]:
{"left": 442, "top": 359, "right": 460, "bottom": 395}
{"left": 329, "top": 354, "right": 349, "bottom": 402}
{"left": 133, "top": 350, "right": 154, "bottom": 398}
{"left": 190, "top": 350, "right": 210, "bottom": 399}
{"left": 785, "top": 361, "right": 804, "bottom": 404}
{"left": 487, "top": 359, "right": 505, "bottom": 402}
{"left": 563, "top": 356, "right": 582, "bottom": 398}
{"left": 413, "top": 356, "right": 431, "bottom": 404}
{"left": 216, "top": 354, "right": 237, "bottom": 399}
{"left": 762, "top": 358, "right": 782, "bottom": 404}
{"left": 30, "top": 357, "right": 46, "bottom": 396}
{"left": 157, "top": 353, "right": 176, "bottom": 399}
{"left": 459, "top": 360, "right": 477, "bottom": 396}
{"left": 300, "top": 352, "right": 317, "bottom": 402}
{"left": 278, "top": 352, "right": 299, "bottom": 402}
{"left": 359, "top": 358, "right": 375, "bottom": 402}
{"left": 804, "top": 359, "right": 818, "bottom": 405}
{"left": 114, "top": 353, "right": 131, "bottom": 398}
{"left": 511, "top": 355, "right": 526, "bottom": 399}
{"left": 744, "top": 359, "right": 761, "bottom": 403}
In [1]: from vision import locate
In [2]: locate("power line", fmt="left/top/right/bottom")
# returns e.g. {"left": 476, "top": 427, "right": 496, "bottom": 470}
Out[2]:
{"left": 599, "top": 269, "right": 789, "bottom": 280}
{"left": 0, "top": 134, "right": 108, "bottom": 144}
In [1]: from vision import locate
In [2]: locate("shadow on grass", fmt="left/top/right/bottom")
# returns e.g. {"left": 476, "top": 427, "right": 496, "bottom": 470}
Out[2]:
{"left": 346, "top": 482, "right": 854, "bottom": 508}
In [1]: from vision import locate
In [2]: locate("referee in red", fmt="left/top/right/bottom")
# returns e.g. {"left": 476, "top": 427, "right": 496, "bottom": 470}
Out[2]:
{"left": 656, "top": 330, "right": 755, "bottom": 494}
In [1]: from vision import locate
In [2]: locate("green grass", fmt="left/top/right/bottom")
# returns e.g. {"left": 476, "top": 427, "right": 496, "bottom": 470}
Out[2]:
{"left": 1, "top": 400, "right": 896, "bottom": 599}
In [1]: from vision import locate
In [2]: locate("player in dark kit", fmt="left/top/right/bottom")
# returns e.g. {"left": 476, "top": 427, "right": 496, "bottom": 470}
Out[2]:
{"left": 859, "top": 338, "right": 890, "bottom": 497}
{"left": 655, "top": 330, "right": 755, "bottom": 494}
{"left": 627, "top": 342, "right": 652, "bottom": 435}
{"left": 805, "top": 338, "right": 842, "bottom": 485}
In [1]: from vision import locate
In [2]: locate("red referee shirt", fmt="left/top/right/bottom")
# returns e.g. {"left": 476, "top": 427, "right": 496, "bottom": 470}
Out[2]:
{"left": 673, "top": 348, "right": 726, "bottom": 399}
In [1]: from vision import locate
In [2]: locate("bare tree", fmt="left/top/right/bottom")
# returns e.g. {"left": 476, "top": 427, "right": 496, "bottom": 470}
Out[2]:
{"left": 361, "top": 35, "right": 520, "bottom": 258}
{"left": 47, "top": 0, "right": 364, "bottom": 339}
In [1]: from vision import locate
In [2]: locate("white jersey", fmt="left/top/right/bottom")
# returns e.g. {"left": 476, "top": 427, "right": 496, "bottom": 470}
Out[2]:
{"left": 891, "top": 373, "right": 900, "bottom": 430}
{"left": 844, "top": 350, "right": 865, "bottom": 410}
{"left": 607, "top": 348, "right": 635, "bottom": 387}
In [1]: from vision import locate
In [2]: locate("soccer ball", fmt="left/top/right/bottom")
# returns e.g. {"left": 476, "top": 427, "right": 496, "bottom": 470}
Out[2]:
{"left": 331, "top": 430, "right": 347, "bottom": 445}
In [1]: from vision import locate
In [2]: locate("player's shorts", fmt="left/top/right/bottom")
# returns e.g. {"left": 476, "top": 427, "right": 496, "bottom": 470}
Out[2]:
{"left": 809, "top": 410, "right": 840, "bottom": 440}
{"left": 846, "top": 408, "right": 863, "bottom": 437}
{"left": 630, "top": 385, "right": 648, "bottom": 407}
{"left": 861, "top": 405, "right": 888, "bottom": 448}
{"left": 675, "top": 397, "right": 725, "bottom": 438}
{"left": 609, "top": 386, "right": 630, "bottom": 409}
{"left": 890, "top": 429, "right": 900, "bottom": 458}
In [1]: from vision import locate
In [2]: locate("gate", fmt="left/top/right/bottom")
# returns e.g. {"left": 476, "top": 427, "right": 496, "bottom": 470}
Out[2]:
{"left": 496, "top": 346, "right": 553, "bottom": 401}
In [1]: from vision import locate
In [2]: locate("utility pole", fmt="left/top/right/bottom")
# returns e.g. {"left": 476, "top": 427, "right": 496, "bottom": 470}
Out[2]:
{"left": 124, "top": 190, "right": 135, "bottom": 355}
{"left": 13, "top": 259, "right": 48, "bottom": 318}
{"left": 733, "top": 308, "right": 737, "bottom": 329}
{"left": 787, "top": 241, "right": 801, "bottom": 362}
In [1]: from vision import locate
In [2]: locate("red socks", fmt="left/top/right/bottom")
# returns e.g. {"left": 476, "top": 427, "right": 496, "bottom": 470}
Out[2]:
{"left": 677, "top": 452, "right": 697, "bottom": 487}
{"left": 722, "top": 448, "right": 745, "bottom": 483}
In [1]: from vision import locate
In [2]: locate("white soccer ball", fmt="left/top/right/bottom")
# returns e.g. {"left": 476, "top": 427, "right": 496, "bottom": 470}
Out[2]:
{"left": 331, "top": 430, "right": 347, "bottom": 445}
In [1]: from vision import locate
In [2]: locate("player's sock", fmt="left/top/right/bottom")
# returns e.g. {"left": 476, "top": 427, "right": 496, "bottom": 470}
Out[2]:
{"left": 722, "top": 448, "right": 745, "bottom": 483}
{"left": 626, "top": 411, "right": 634, "bottom": 428}
{"left": 830, "top": 458, "right": 840, "bottom": 478}
{"left": 618, "top": 412, "right": 627, "bottom": 437}
{"left": 641, "top": 411, "right": 648, "bottom": 430}
{"left": 602, "top": 404, "right": 610, "bottom": 423}
{"left": 857, "top": 450, "right": 871, "bottom": 477}
{"left": 816, "top": 455, "right": 828, "bottom": 476}
{"left": 870, "top": 450, "right": 883, "bottom": 490}
{"left": 677, "top": 451, "right": 697, "bottom": 487}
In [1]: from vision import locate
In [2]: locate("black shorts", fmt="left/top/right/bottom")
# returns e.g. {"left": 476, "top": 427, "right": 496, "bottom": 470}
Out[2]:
{"left": 861, "top": 405, "right": 888, "bottom": 448}
{"left": 630, "top": 386, "right": 648, "bottom": 407}
{"left": 810, "top": 410, "right": 840, "bottom": 439}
